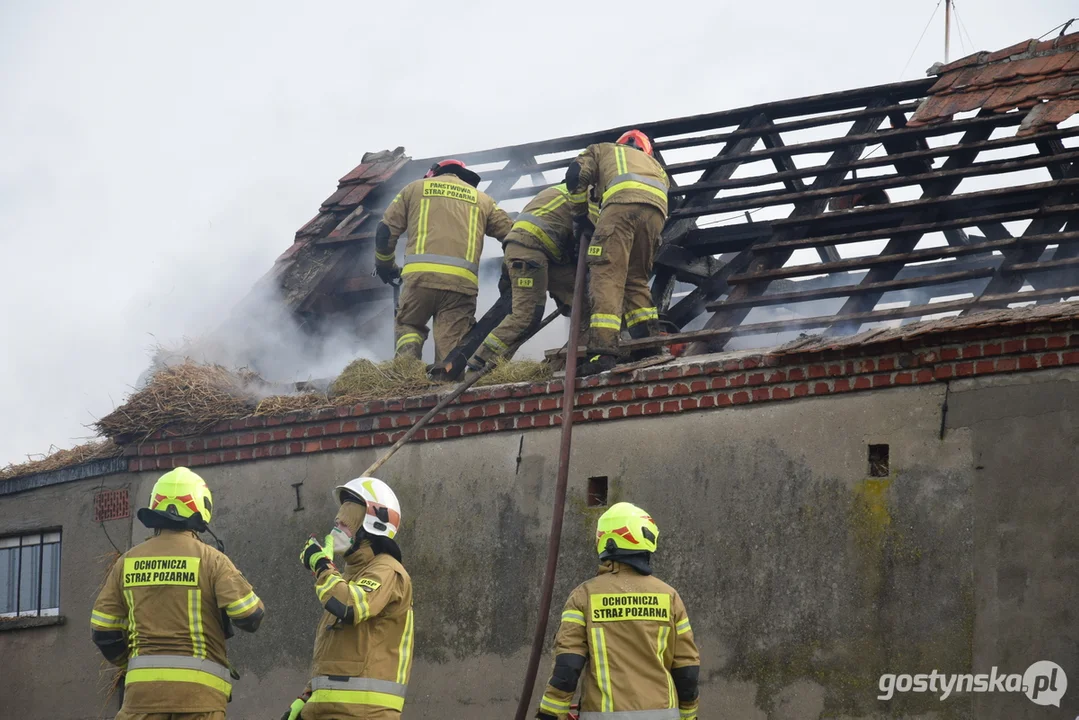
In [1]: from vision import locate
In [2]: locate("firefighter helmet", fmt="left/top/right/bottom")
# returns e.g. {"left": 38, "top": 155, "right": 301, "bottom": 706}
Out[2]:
{"left": 615, "top": 129, "right": 654, "bottom": 156}
{"left": 334, "top": 477, "right": 402, "bottom": 539}
{"left": 595, "top": 502, "right": 659, "bottom": 558}
{"left": 145, "top": 467, "right": 214, "bottom": 527}
{"left": 424, "top": 158, "right": 481, "bottom": 188}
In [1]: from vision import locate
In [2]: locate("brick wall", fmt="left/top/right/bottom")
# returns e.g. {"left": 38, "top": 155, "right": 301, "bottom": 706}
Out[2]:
{"left": 124, "top": 324, "right": 1079, "bottom": 472}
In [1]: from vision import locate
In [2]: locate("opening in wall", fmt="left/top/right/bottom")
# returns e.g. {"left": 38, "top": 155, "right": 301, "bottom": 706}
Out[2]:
{"left": 869, "top": 444, "right": 890, "bottom": 477}
{"left": 0, "top": 530, "right": 61, "bottom": 618}
{"left": 587, "top": 477, "right": 609, "bottom": 507}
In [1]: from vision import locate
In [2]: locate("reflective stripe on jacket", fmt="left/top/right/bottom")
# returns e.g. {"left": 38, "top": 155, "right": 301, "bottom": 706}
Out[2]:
{"left": 380, "top": 175, "right": 513, "bottom": 295}
{"left": 303, "top": 541, "right": 415, "bottom": 719}
{"left": 569, "top": 143, "right": 670, "bottom": 216}
{"left": 90, "top": 529, "right": 264, "bottom": 714}
{"left": 504, "top": 184, "right": 586, "bottom": 264}
{"left": 538, "top": 562, "right": 700, "bottom": 719}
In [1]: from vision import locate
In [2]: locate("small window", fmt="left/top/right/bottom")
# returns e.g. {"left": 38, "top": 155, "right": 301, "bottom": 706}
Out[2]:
{"left": 0, "top": 530, "right": 61, "bottom": 618}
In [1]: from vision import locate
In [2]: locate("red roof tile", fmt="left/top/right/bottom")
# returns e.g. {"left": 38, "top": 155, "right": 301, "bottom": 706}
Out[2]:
{"left": 913, "top": 32, "right": 1079, "bottom": 135}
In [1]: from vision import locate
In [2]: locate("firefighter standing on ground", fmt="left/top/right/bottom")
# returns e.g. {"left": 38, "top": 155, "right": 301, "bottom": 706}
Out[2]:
{"left": 564, "top": 130, "right": 670, "bottom": 375}
{"left": 91, "top": 467, "right": 266, "bottom": 720}
{"left": 283, "top": 477, "right": 414, "bottom": 720}
{"left": 375, "top": 159, "right": 514, "bottom": 363}
{"left": 535, "top": 502, "right": 700, "bottom": 720}
{"left": 465, "top": 182, "right": 595, "bottom": 372}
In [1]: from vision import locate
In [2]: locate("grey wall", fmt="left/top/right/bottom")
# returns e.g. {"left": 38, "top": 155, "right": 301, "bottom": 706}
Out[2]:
{"left": 1, "top": 369, "right": 1077, "bottom": 719}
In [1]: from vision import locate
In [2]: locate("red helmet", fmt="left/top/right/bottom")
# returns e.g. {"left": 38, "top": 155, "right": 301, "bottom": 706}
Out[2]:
{"left": 424, "top": 159, "right": 467, "bottom": 178}
{"left": 424, "top": 158, "right": 481, "bottom": 188}
{"left": 615, "top": 130, "right": 653, "bottom": 156}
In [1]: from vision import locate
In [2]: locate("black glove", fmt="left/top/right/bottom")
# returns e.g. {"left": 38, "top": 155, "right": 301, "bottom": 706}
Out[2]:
{"left": 466, "top": 355, "right": 488, "bottom": 374}
{"left": 572, "top": 216, "right": 595, "bottom": 242}
{"left": 375, "top": 264, "right": 401, "bottom": 285}
{"left": 555, "top": 300, "right": 572, "bottom": 317}
{"left": 498, "top": 263, "right": 511, "bottom": 296}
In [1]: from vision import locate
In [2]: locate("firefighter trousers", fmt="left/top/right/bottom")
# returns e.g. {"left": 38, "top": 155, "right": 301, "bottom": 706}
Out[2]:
{"left": 394, "top": 280, "right": 477, "bottom": 363}
{"left": 585, "top": 203, "right": 665, "bottom": 355}
{"left": 473, "top": 243, "right": 583, "bottom": 365}
{"left": 116, "top": 713, "right": 225, "bottom": 720}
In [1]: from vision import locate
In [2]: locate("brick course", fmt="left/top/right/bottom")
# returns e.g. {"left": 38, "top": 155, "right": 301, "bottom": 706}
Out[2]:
{"left": 124, "top": 324, "right": 1079, "bottom": 472}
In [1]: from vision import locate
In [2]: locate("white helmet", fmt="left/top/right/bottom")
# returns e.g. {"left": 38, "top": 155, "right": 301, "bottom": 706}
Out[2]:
{"left": 333, "top": 477, "right": 401, "bottom": 539}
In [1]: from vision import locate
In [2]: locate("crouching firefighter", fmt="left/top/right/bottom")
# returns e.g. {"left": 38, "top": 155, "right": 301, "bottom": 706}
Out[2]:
{"left": 374, "top": 159, "right": 514, "bottom": 363}
{"left": 535, "top": 502, "right": 700, "bottom": 720}
{"left": 564, "top": 130, "right": 670, "bottom": 375}
{"left": 283, "top": 477, "right": 414, "bottom": 720}
{"left": 90, "top": 468, "right": 266, "bottom": 720}
{"left": 464, "top": 182, "right": 593, "bottom": 374}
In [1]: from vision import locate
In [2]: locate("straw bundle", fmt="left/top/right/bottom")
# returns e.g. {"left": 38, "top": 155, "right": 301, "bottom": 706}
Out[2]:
{"left": 93, "top": 361, "right": 256, "bottom": 441}
{"left": 331, "top": 356, "right": 444, "bottom": 400}
{"left": 474, "top": 359, "right": 553, "bottom": 387}
{"left": 0, "top": 439, "right": 123, "bottom": 482}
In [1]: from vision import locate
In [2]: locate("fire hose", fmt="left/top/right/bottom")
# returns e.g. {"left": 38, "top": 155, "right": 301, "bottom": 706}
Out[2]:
{"left": 359, "top": 307, "right": 562, "bottom": 478}
{"left": 512, "top": 232, "right": 589, "bottom": 720}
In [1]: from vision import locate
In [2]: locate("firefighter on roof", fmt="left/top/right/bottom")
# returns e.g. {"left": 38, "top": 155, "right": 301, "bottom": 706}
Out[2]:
{"left": 375, "top": 159, "right": 514, "bottom": 363}
{"left": 283, "top": 477, "right": 414, "bottom": 720}
{"left": 535, "top": 502, "right": 700, "bottom": 720}
{"left": 465, "top": 182, "right": 596, "bottom": 373}
{"left": 564, "top": 130, "right": 670, "bottom": 375}
{"left": 90, "top": 467, "right": 265, "bottom": 720}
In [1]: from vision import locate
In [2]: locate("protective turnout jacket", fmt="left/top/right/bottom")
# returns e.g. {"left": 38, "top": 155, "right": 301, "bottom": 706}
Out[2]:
{"left": 504, "top": 184, "right": 587, "bottom": 265}
{"left": 538, "top": 562, "right": 700, "bottom": 720}
{"left": 90, "top": 529, "right": 264, "bottom": 714}
{"left": 303, "top": 541, "right": 415, "bottom": 719}
{"left": 568, "top": 143, "right": 670, "bottom": 217}
{"left": 379, "top": 174, "right": 513, "bottom": 295}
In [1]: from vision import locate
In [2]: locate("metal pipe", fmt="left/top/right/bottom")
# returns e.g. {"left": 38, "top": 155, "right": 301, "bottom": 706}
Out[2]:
{"left": 945, "top": 0, "right": 952, "bottom": 63}
{"left": 513, "top": 234, "right": 589, "bottom": 720}
{"left": 360, "top": 308, "right": 562, "bottom": 478}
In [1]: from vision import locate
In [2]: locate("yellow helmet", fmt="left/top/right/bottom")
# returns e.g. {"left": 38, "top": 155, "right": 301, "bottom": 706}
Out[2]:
{"left": 595, "top": 502, "right": 658, "bottom": 558}
{"left": 145, "top": 467, "right": 214, "bottom": 527}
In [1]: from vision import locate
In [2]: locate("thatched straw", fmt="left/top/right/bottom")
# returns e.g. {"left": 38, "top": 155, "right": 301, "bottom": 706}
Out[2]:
{"left": 331, "top": 356, "right": 444, "bottom": 400}
{"left": 253, "top": 393, "right": 333, "bottom": 416}
{"left": 0, "top": 439, "right": 123, "bottom": 482}
{"left": 474, "top": 359, "right": 553, "bottom": 387}
{"left": 93, "top": 361, "right": 256, "bottom": 441}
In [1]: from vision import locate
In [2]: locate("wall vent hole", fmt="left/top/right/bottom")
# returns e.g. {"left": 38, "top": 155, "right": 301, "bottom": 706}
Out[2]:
{"left": 587, "top": 476, "right": 609, "bottom": 507}
{"left": 868, "top": 444, "right": 890, "bottom": 477}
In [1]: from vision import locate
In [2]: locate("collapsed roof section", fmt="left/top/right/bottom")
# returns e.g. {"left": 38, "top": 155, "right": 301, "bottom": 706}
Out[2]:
{"left": 252, "top": 32, "right": 1079, "bottom": 356}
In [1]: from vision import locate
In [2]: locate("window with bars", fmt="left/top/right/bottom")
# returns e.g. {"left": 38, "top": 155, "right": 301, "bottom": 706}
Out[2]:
{"left": 0, "top": 531, "right": 61, "bottom": 618}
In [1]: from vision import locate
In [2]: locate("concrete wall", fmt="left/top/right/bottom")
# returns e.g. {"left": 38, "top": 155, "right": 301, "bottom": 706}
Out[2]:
{"left": 1, "top": 369, "right": 1077, "bottom": 719}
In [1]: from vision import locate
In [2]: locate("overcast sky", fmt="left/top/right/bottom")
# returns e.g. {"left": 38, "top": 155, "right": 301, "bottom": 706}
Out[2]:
{"left": 0, "top": 0, "right": 1073, "bottom": 466}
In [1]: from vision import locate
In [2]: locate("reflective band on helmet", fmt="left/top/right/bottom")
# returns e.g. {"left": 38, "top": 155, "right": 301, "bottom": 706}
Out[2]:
{"left": 126, "top": 655, "right": 233, "bottom": 695}
{"left": 396, "top": 333, "right": 423, "bottom": 352}
{"left": 624, "top": 307, "right": 659, "bottom": 327}
{"left": 602, "top": 173, "right": 668, "bottom": 206}
{"left": 590, "top": 627, "right": 614, "bottom": 712}
{"left": 402, "top": 254, "right": 479, "bottom": 285}
{"left": 579, "top": 711, "right": 680, "bottom": 719}
{"left": 590, "top": 313, "right": 622, "bottom": 331}
{"left": 513, "top": 219, "right": 565, "bottom": 262}
{"left": 308, "top": 675, "right": 407, "bottom": 710}
{"left": 561, "top": 609, "right": 586, "bottom": 626}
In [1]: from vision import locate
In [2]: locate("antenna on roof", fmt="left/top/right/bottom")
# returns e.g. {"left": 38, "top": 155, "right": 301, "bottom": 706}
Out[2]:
{"left": 944, "top": 0, "right": 952, "bottom": 63}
